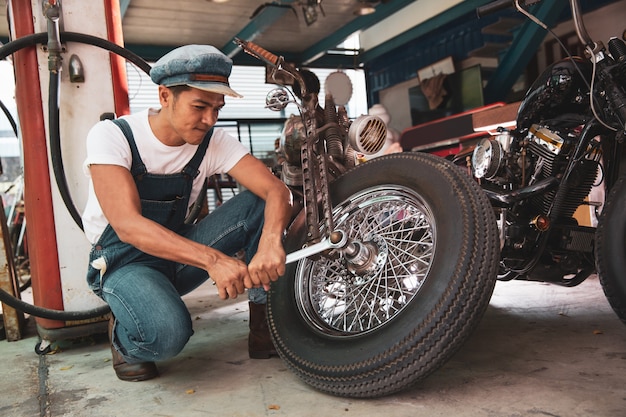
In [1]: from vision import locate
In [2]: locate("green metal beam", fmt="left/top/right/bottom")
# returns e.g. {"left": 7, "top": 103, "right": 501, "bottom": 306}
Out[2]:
{"left": 483, "top": 0, "right": 568, "bottom": 103}
{"left": 359, "top": 0, "right": 494, "bottom": 64}
{"left": 300, "top": 0, "right": 418, "bottom": 65}
{"left": 221, "top": 0, "right": 298, "bottom": 58}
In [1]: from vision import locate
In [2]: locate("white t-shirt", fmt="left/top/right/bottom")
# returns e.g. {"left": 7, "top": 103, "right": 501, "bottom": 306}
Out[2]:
{"left": 81, "top": 108, "right": 249, "bottom": 244}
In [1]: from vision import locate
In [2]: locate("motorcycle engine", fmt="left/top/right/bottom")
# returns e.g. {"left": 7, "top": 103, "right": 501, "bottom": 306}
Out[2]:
{"left": 472, "top": 124, "right": 598, "bottom": 220}
{"left": 472, "top": 124, "right": 581, "bottom": 184}
{"left": 277, "top": 94, "right": 387, "bottom": 187}
{"left": 527, "top": 125, "right": 566, "bottom": 155}
{"left": 525, "top": 124, "right": 599, "bottom": 220}
{"left": 471, "top": 123, "right": 600, "bottom": 283}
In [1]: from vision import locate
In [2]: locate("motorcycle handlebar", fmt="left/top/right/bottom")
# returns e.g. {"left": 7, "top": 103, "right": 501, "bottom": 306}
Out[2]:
{"left": 234, "top": 37, "right": 279, "bottom": 67}
{"left": 476, "top": 0, "right": 541, "bottom": 18}
{"left": 233, "top": 37, "right": 308, "bottom": 97}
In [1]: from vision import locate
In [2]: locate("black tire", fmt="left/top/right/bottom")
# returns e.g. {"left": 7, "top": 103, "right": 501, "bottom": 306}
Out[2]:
{"left": 596, "top": 172, "right": 626, "bottom": 325}
{"left": 268, "top": 152, "right": 500, "bottom": 398}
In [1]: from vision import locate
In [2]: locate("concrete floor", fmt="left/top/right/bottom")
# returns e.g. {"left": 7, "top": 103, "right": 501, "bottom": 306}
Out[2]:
{"left": 1, "top": 274, "right": 625, "bottom": 417}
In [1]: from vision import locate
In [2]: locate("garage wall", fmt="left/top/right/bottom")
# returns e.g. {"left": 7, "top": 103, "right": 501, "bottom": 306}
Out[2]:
{"left": 374, "top": 0, "right": 626, "bottom": 134}
{"left": 378, "top": 77, "right": 420, "bottom": 135}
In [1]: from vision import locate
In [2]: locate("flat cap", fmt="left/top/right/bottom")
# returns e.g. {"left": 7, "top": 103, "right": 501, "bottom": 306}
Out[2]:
{"left": 150, "top": 45, "right": 242, "bottom": 98}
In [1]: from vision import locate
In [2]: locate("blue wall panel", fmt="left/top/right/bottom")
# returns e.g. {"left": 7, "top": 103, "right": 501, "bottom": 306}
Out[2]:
{"left": 364, "top": 0, "right": 619, "bottom": 106}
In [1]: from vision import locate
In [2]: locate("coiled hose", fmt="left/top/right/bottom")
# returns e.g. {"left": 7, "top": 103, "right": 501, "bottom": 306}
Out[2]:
{"left": 0, "top": 32, "right": 151, "bottom": 320}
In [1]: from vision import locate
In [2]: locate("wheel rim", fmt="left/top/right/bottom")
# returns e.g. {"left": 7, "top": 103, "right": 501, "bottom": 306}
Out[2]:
{"left": 294, "top": 185, "right": 436, "bottom": 337}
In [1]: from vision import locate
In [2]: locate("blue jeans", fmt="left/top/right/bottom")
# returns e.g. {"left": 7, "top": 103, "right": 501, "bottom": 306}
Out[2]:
{"left": 87, "top": 191, "right": 267, "bottom": 363}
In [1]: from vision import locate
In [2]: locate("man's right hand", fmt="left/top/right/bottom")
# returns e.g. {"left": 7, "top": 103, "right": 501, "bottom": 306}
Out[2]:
{"left": 207, "top": 253, "right": 250, "bottom": 300}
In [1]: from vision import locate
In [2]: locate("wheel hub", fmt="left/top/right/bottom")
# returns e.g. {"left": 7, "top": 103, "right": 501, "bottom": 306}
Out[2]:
{"left": 345, "top": 235, "right": 388, "bottom": 285}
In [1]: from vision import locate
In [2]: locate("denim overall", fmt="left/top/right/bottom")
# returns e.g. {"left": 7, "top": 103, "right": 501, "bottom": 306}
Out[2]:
{"left": 86, "top": 119, "right": 266, "bottom": 363}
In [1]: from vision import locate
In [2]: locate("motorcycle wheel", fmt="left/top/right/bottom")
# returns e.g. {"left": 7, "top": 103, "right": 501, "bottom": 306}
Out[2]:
{"left": 268, "top": 152, "right": 500, "bottom": 398}
{"left": 596, "top": 172, "right": 626, "bottom": 325}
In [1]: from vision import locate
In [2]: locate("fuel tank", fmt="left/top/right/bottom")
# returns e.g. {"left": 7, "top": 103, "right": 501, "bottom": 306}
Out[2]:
{"left": 517, "top": 57, "right": 592, "bottom": 130}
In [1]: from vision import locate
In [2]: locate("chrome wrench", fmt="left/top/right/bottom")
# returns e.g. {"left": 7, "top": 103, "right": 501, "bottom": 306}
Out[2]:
{"left": 285, "top": 230, "right": 348, "bottom": 264}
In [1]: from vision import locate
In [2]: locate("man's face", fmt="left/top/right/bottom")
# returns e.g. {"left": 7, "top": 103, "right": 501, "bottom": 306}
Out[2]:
{"left": 163, "top": 87, "right": 225, "bottom": 145}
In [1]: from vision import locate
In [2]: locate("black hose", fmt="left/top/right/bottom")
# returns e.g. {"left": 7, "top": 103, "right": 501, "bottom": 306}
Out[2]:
{"left": 0, "top": 31, "right": 151, "bottom": 73}
{"left": 18, "top": 277, "right": 31, "bottom": 293}
{"left": 0, "top": 98, "right": 18, "bottom": 136}
{"left": 48, "top": 68, "right": 83, "bottom": 228}
{"left": 0, "top": 287, "right": 110, "bottom": 320}
{"left": 1, "top": 32, "right": 152, "bottom": 232}
{"left": 0, "top": 32, "right": 152, "bottom": 320}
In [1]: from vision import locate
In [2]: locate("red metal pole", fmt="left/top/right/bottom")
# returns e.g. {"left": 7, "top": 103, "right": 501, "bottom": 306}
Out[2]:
{"left": 11, "top": 0, "right": 65, "bottom": 329}
{"left": 104, "top": 0, "right": 131, "bottom": 117}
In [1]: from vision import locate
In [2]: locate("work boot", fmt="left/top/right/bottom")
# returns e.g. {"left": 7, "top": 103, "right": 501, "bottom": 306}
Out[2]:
{"left": 248, "top": 302, "right": 277, "bottom": 359}
{"left": 108, "top": 315, "right": 159, "bottom": 381}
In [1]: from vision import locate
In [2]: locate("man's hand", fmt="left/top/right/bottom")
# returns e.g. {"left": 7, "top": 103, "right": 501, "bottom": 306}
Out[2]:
{"left": 246, "top": 235, "right": 286, "bottom": 290}
{"left": 207, "top": 252, "right": 251, "bottom": 300}
{"left": 227, "top": 153, "right": 292, "bottom": 292}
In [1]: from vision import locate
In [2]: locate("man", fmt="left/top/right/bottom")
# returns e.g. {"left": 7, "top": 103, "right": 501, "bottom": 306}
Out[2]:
{"left": 82, "top": 45, "right": 292, "bottom": 381}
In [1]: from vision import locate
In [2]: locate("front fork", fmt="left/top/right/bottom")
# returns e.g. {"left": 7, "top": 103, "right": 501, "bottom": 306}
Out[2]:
{"left": 299, "top": 98, "right": 335, "bottom": 246}
{"left": 289, "top": 112, "right": 375, "bottom": 269}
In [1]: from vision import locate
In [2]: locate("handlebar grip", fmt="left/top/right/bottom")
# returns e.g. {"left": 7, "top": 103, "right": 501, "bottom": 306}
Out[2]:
{"left": 234, "top": 38, "right": 279, "bottom": 66}
{"left": 476, "top": 0, "right": 541, "bottom": 18}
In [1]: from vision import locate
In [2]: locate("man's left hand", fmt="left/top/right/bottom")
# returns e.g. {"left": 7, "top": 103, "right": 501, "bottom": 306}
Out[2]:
{"left": 246, "top": 236, "right": 286, "bottom": 290}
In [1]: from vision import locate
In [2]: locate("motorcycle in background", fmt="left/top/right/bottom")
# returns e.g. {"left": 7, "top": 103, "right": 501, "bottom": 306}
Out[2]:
{"left": 460, "top": 0, "right": 626, "bottom": 323}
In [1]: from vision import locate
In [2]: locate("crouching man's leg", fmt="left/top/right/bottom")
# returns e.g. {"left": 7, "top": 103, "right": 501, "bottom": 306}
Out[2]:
{"left": 103, "top": 263, "right": 193, "bottom": 381}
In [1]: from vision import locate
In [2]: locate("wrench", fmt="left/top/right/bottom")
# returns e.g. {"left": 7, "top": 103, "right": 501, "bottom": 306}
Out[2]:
{"left": 285, "top": 230, "right": 348, "bottom": 264}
